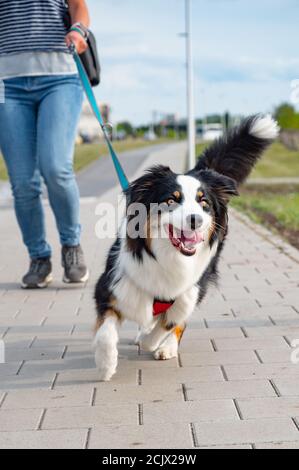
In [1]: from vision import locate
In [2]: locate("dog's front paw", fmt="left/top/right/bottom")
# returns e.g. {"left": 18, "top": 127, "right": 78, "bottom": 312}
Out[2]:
{"left": 94, "top": 326, "right": 118, "bottom": 382}
{"left": 97, "top": 364, "right": 117, "bottom": 382}
{"left": 95, "top": 348, "right": 117, "bottom": 382}
{"left": 154, "top": 333, "right": 178, "bottom": 361}
{"left": 154, "top": 345, "right": 178, "bottom": 361}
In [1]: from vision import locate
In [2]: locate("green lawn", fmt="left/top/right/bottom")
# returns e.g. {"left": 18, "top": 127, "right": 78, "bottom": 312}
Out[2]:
{"left": 231, "top": 189, "right": 299, "bottom": 249}
{"left": 196, "top": 141, "right": 299, "bottom": 178}
{"left": 0, "top": 138, "right": 173, "bottom": 180}
{"left": 0, "top": 156, "right": 7, "bottom": 180}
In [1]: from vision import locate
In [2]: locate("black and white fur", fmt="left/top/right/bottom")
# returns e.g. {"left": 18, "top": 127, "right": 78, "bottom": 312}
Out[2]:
{"left": 94, "top": 115, "right": 279, "bottom": 381}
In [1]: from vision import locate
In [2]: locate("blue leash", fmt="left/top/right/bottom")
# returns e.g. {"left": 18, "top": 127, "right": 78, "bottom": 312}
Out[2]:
{"left": 71, "top": 45, "right": 129, "bottom": 191}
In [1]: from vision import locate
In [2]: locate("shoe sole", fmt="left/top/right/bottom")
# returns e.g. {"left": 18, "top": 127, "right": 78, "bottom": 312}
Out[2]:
{"left": 21, "top": 273, "right": 53, "bottom": 289}
{"left": 63, "top": 269, "right": 89, "bottom": 284}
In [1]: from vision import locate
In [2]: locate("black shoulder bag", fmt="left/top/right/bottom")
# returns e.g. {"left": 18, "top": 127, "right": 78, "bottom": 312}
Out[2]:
{"left": 63, "top": 5, "right": 101, "bottom": 87}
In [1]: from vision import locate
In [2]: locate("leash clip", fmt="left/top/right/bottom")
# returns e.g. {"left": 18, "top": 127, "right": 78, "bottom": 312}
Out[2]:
{"left": 102, "top": 122, "right": 113, "bottom": 139}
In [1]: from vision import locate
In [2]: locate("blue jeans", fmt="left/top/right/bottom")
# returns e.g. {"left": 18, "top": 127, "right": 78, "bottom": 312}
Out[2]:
{"left": 0, "top": 75, "right": 83, "bottom": 259}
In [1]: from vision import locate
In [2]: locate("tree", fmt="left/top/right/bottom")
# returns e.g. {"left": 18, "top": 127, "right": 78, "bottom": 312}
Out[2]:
{"left": 274, "top": 103, "right": 299, "bottom": 130}
{"left": 116, "top": 121, "right": 134, "bottom": 136}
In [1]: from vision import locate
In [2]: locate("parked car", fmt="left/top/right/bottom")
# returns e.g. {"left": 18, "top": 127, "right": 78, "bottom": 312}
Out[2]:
{"left": 197, "top": 123, "right": 223, "bottom": 141}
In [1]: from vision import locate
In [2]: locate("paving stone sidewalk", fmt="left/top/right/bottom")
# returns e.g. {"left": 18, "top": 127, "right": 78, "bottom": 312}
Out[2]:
{"left": 1, "top": 142, "right": 299, "bottom": 449}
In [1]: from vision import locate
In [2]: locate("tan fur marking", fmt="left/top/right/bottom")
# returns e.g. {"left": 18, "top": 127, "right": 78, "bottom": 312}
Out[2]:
{"left": 174, "top": 325, "right": 186, "bottom": 344}
{"left": 173, "top": 191, "right": 181, "bottom": 200}
{"left": 94, "top": 305, "right": 122, "bottom": 334}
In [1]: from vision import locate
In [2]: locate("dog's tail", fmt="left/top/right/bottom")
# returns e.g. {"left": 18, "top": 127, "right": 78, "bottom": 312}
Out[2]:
{"left": 193, "top": 114, "right": 279, "bottom": 185}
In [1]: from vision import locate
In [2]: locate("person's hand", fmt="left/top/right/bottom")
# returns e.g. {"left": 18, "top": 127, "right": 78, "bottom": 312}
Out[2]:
{"left": 65, "top": 30, "right": 88, "bottom": 54}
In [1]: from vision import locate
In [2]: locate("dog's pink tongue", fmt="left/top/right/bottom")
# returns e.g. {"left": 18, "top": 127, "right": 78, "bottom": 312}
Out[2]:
{"left": 182, "top": 231, "right": 203, "bottom": 244}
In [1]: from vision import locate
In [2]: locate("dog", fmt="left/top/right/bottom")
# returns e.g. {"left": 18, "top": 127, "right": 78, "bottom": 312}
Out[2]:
{"left": 94, "top": 114, "right": 279, "bottom": 381}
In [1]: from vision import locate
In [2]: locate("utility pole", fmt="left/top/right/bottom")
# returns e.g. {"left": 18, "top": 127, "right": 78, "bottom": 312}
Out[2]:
{"left": 185, "top": 0, "right": 196, "bottom": 170}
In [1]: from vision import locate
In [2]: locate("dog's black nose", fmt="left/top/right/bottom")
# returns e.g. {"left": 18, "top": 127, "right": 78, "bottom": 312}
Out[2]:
{"left": 186, "top": 214, "right": 203, "bottom": 230}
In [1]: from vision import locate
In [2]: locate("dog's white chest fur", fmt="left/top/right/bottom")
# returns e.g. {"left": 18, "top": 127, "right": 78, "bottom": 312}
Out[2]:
{"left": 111, "top": 222, "right": 218, "bottom": 327}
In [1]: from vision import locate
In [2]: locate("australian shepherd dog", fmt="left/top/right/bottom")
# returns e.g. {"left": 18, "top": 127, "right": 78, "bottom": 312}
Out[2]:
{"left": 94, "top": 114, "right": 279, "bottom": 381}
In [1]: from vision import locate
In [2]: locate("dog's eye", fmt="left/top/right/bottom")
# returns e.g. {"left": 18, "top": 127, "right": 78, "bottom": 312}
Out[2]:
{"left": 167, "top": 198, "right": 176, "bottom": 205}
{"left": 200, "top": 199, "right": 209, "bottom": 209}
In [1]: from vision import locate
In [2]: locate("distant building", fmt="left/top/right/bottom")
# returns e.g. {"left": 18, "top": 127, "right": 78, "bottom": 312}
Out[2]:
{"left": 78, "top": 100, "right": 110, "bottom": 142}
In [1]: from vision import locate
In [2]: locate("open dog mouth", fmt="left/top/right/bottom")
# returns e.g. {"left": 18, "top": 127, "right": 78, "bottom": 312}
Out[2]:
{"left": 167, "top": 224, "right": 204, "bottom": 256}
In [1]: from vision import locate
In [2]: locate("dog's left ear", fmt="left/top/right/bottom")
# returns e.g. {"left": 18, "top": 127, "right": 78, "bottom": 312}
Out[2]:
{"left": 193, "top": 169, "right": 239, "bottom": 204}
{"left": 125, "top": 165, "right": 173, "bottom": 205}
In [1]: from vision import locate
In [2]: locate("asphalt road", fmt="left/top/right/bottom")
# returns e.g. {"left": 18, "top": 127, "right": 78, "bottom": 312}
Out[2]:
{"left": 77, "top": 143, "right": 168, "bottom": 198}
{"left": 0, "top": 143, "right": 169, "bottom": 206}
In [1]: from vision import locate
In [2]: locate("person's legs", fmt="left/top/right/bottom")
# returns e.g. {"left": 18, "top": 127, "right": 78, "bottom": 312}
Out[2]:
{"left": 36, "top": 75, "right": 88, "bottom": 283}
{"left": 37, "top": 75, "right": 83, "bottom": 247}
{"left": 0, "top": 78, "right": 51, "bottom": 260}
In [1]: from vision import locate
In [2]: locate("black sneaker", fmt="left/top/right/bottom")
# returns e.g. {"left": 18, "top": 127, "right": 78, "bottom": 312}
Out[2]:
{"left": 62, "top": 245, "right": 89, "bottom": 283}
{"left": 21, "top": 258, "right": 53, "bottom": 289}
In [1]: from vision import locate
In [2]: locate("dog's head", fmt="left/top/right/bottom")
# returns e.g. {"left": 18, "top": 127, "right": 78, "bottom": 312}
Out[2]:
{"left": 125, "top": 165, "right": 238, "bottom": 259}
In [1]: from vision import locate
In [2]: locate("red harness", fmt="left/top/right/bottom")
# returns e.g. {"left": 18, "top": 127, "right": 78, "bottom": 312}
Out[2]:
{"left": 153, "top": 299, "right": 175, "bottom": 316}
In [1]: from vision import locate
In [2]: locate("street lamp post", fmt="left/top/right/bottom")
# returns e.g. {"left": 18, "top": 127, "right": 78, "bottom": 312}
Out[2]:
{"left": 185, "top": 0, "right": 196, "bottom": 170}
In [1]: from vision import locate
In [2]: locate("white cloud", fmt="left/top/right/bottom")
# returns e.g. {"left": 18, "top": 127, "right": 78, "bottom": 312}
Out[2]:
{"left": 88, "top": 0, "right": 298, "bottom": 124}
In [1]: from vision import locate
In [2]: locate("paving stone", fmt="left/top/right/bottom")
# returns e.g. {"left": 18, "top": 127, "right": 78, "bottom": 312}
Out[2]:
{"left": 0, "top": 408, "right": 42, "bottom": 431}
{"left": 224, "top": 363, "right": 299, "bottom": 381}
{"left": 143, "top": 400, "right": 239, "bottom": 424}
{"left": 214, "top": 336, "right": 289, "bottom": 351}
{"left": 178, "top": 339, "right": 213, "bottom": 352}
{"left": 255, "top": 441, "right": 299, "bottom": 449}
{"left": 7, "top": 325, "right": 72, "bottom": 335}
{"left": 3, "top": 337, "right": 34, "bottom": 349}
{"left": 55, "top": 367, "right": 138, "bottom": 387}
{"left": 183, "top": 327, "right": 244, "bottom": 339}
{"left": 0, "top": 429, "right": 88, "bottom": 449}
{"left": 88, "top": 423, "right": 192, "bottom": 449}
{"left": 0, "top": 372, "right": 55, "bottom": 391}
{"left": 1, "top": 385, "right": 94, "bottom": 409}
{"left": 256, "top": 348, "right": 293, "bottom": 364}
{"left": 19, "top": 357, "right": 96, "bottom": 375}
{"left": 93, "top": 383, "right": 183, "bottom": 404}
{"left": 5, "top": 347, "right": 64, "bottom": 362}
{"left": 118, "top": 356, "right": 179, "bottom": 369}
{"left": 193, "top": 418, "right": 299, "bottom": 446}
{"left": 205, "top": 317, "right": 273, "bottom": 328}
{"left": 30, "top": 336, "right": 84, "bottom": 349}
{"left": 180, "top": 350, "right": 258, "bottom": 367}
{"left": 245, "top": 326, "right": 299, "bottom": 338}
{"left": 141, "top": 366, "right": 224, "bottom": 385}
{"left": 42, "top": 404, "right": 137, "bottom": 429}
{"left": 199, "top": 444, "right": 252, "bottom": 449}
{"left": 185, "top": 379, "right": 275, "bottom": 401}
{"left": 0, "top": 362, "right": 22, "bottom": 377}
{"left": 237, "top": 397, "right": 299, "bottom": 419}
{"left": 272, "top": 377, "right": 299, "bottom": 397}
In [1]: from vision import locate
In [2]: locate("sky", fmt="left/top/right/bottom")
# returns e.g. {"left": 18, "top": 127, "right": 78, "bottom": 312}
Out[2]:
{"left": 88, "top": 0, "right": 299, "bottom": 125}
